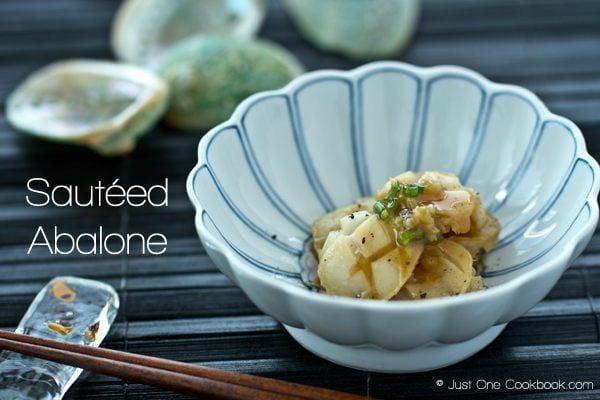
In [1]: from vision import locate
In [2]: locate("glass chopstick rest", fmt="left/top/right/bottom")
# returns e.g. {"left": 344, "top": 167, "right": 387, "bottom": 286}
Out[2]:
{"left": 0, "top": 277, "right": 119, "bottom": 400}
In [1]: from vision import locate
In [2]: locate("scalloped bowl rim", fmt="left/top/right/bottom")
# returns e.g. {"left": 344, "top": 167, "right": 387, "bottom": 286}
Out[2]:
{"left": 187, "top": 61, "right": 600, "bottom": 311}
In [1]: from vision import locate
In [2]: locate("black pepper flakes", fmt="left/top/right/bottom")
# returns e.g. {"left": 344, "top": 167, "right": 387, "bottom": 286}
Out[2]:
{"left": 271, "top": 234, "right": 277, "bottom": 240}
{"left": 420, "top": 293, "right": 427, "bottom": 299}
{"left": 361, "top": 237, "right": 366, "bottom": 244}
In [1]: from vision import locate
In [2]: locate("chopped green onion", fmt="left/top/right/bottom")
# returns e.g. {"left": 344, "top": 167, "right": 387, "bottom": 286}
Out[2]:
{"left": 397, "top": 229, "right": 423, "bottom": 246}
{"left": 373, "top": 200, "right": 391, "bottom": 220}
{"left": 380, "top": 209, "right": 390, "bottom": 220}
{"left": 376, "top": 180, "right": 425, "bottom": 220}
{"left": 402, "top": 183, "right": 424, "bottom": 198}
{"left": 373, "top": 201, "right": 386, "bottom": 217}
{"left": 388, "top": 180, "right": 402, "bottom": 197}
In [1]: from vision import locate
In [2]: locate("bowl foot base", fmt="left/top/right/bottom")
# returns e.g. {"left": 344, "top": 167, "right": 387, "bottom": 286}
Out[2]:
{"left": 284, "top": 323, "right": 507, "bottom": 373}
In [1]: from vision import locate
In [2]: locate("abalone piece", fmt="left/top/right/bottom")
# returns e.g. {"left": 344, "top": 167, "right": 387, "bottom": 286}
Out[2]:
{"left": 6, "top": 60, "right": 169, "bottom": 156}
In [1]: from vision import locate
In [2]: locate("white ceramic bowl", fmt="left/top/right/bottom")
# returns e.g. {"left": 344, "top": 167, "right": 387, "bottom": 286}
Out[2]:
{"left": 187, "top": 61, "right": 600, "bottom": 373}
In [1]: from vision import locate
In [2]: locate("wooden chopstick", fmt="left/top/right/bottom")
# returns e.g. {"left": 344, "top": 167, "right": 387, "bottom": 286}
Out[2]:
{"left": 0, "top": 331, "right": 370, "bottom": 400}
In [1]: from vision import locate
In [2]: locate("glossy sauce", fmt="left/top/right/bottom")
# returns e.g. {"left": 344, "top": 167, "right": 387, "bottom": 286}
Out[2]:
{"left": 432, "top": 190, "right": 471, "bottom": 211}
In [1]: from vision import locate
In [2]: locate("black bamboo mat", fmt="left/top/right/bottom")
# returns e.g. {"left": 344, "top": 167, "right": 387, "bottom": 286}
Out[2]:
{"left": 1, "top": 0, "right": 600, "bottom": 399}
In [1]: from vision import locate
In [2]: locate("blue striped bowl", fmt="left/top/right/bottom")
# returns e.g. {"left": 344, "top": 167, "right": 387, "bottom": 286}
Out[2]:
{"left": 187, "top": 61, "right": 600, "bottom": 372}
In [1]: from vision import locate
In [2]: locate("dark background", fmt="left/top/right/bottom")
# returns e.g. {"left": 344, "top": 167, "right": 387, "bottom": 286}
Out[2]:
{"left": 1, "top": 0, "right": 600, "bottom": 399}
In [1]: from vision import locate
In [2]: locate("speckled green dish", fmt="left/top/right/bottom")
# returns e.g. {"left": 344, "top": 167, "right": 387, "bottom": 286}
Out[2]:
{"left": 6, "top": 60, "right": 169, "bottom": 156}
{"left": 155, "top": 35, "right": 304, "bottom": 130}
{"left": 285, "top": 0, "right": 420, "bottom": 59}
{"left": 111, "top": 0, "right": 267, "bottom": 66}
